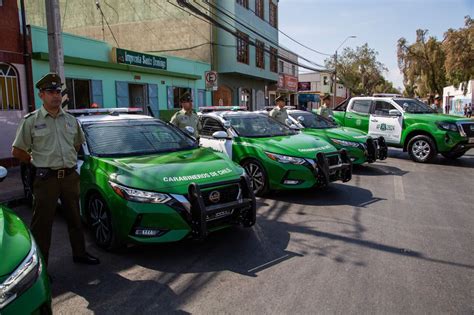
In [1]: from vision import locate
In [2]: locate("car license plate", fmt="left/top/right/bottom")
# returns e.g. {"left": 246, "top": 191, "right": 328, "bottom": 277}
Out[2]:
{"left": 469, "top": 138, "right": 474, "bottom": 144}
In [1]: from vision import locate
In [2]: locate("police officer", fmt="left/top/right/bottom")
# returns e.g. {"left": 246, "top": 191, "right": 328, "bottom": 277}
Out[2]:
{"left": 269, "top": 95, "right": 288, "bottom": 124}
{"left": 432, "top": 94, "right": 442, "bottom": 113}
{"left": 11, "top": 73, "right": 99, "bottom": 266}
{"left": 319, "top": 93, "right": 334, "bottom": 119}
{"left": 170, "top": 92, "right": 200, "bottom": 137}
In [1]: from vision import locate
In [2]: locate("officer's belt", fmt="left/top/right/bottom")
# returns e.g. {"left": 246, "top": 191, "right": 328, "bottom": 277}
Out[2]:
{"left": 36, "top": 166, "right": 77, "bottom": 179}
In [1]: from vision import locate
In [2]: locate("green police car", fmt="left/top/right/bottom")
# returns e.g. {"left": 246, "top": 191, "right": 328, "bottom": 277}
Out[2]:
{"left": 333, "top": 96, "right": 474, "bottom": 162}
{"left": 22, "top": 109, "right": 256, "bottom": 250}
{"left": 0, "top": 167, "right": 52, "bottom": 315}
{"left": 198, "top": 110, "right": 352, "bottom": 195}
{"left": 286, "top": 110, "right": 388, "bottom": 165}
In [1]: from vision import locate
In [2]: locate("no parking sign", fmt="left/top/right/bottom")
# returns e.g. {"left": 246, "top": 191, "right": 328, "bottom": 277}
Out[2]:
{"left": 205, "top": 71, "right": 218, "bottom": 91}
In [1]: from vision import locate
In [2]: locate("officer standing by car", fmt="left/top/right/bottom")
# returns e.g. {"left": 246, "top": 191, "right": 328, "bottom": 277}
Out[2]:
{"left": 269, "top": 95, "right": 288, "bottom": 124}
{"left": 319, "top": 93, "right": 334, "bottom": 119}
{"left": 170, "top": 92, "right": 200, "bottom": 137}
{"left": 431, "top": 94, "right": 443, "bottom": 113}
{"left": 11, "top": 72, "right": 100, "bottom": 266}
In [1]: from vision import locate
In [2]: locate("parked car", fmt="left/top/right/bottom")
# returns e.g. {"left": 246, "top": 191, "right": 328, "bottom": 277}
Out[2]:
{"left": 333, "top": 96, "right": 474, "bottom": 162}
{"left": 198, "top": 110, "right": 352, "bottom": 196}
{"left": 286, "top": 109, "right": 388, "bottom": 165}
{"left": 22, "top": 109, "right": 256, "bottom": 250}
{"left": 0, "top": 167, "right": 52, "bottom": 315}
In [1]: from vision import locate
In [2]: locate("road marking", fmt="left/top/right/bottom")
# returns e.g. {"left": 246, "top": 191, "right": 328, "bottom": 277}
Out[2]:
{"left": 393, "top": 176, "right": 405, "bottom": 200}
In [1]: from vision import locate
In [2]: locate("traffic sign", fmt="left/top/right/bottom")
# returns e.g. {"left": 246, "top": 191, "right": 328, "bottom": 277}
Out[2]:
{"left": 205, "top": 71, "right": 218, "bottom": 91}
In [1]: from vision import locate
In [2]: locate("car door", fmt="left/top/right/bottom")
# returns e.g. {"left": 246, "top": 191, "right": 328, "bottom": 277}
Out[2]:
{"left": 345, "top": 99, "right": 372, "bottom": 132}
{"left": 198, "top": 117, "right": 233, "bottom": 158}
{"left": 369, "top": 100, "right": 403, "bottom": 144}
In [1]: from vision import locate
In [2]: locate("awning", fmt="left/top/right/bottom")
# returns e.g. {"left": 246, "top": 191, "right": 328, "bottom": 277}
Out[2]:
{"left": 298, "top": 93, "right": 320, "bottom": 103}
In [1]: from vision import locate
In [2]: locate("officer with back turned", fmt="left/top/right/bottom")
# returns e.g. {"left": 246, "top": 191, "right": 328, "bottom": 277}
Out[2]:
{"left": 11, "top": 72, "right": 100, "bottom": 267}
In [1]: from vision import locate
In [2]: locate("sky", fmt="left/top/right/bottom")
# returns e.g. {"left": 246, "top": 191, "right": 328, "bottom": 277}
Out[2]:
{"left": 278, "top": 0, "right": 473, "bottom": 90}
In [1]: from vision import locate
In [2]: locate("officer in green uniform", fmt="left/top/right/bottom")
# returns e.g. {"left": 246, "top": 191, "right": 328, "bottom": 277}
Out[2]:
{"left": 269, "top": 95, "right": 288, "bottom": 125}
{"left": 11, "top": 72, "right": 99, "bottom": 266}
{"left": 170, "top": 92, "right": 200, "bottom": 137}
{"left": 319, "top": 93, "right": 334, "bottom": 119}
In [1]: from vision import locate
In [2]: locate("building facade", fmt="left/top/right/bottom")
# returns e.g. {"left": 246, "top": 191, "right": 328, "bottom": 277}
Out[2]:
{"left": 0, "top": 1, "right": 31, "bottom": 166}
{"left": 442, "top": 81, "right": 474, "bottom": 116}
{"left": 25, "top": 0, "right": 280, "bottom": 110}
{"left": 268, "top": 47, "right": 298, "bottom": 106}
{"left": 30, "top": 26, "right": 211, "bottom": 121}
{"left": 298, "top": 71, "right": 348, "bottom": 110}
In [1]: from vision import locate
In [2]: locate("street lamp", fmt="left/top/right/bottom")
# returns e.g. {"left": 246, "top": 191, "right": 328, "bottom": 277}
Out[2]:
{"left": 333, "top": 35, "right": 356, "bottom": 108}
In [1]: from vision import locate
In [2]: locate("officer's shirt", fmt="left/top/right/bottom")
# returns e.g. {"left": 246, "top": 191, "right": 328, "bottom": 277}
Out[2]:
{"left": 319, "top": 104, "right": 334, "bottom": 119}
{"left": 12, "top": 106, "right": 85, "bottom": 169}
{"left": 269, "top": 106, "right": 288, "bottom": 125}
{"left": 170, "top": 109, "right": 200, "bottom": 137}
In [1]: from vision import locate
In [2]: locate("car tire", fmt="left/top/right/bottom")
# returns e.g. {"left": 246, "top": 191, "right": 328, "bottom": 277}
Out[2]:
{"left": 87, "top": 193, "right": 123, "bottom": 251}
{"left": 407, "top": 135, "right": 437, "bottom": 163}
{"left": 241, "top": 159, "right": 268, "bottom": 196}
{"left": 441, "top": 150, "right": 467, "bottom": 160}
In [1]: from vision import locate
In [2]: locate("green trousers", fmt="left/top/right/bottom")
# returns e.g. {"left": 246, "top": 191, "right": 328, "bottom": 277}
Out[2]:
{"left": 31, "top": 171, "right": 86, "bottom": 265}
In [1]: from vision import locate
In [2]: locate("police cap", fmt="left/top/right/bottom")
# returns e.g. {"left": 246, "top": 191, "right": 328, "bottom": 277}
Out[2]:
{"left": 275, "top": 95, "right": 287, "bottom": 103}
{"left": 434, "top": 94, "right": 442, "bottom": 100}
{"left": 179, "top": 92, "right": 193, "bottom": 103}
{"left": 35, "top": 72, "right": 63, "bottom": 91}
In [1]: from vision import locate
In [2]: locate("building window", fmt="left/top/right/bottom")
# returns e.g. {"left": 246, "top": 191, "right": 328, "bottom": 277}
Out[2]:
{"left": 323, "top": 76, "right": 329, "bottom": 85}
{"left": 66, "top": 78, "right": 91, "bottom": 109}
{"left": 256, "top": 40, "right": 265, "bottom": 69}
{"left": 279, "top": 60, "right": 284, "bottom": 73}
{"left": 173, "top": 87, "right": 192, "bottom": 108}
{"left": 269, "top": 2, "right": 278, "bottom": 28}
{"left": 270, "top": 47, "right": 278, "bottom": 73}
{"left": 236, "top": 0, "right": 248, "bottom": 9}
{"left": 255, "top": 0, "right": 264, "bottom": 19}
{"left": 0, "top": 63, "right": 22, "bottom": 111}
{"left": 237, "top": 31, "right": 249, "bottom": 64}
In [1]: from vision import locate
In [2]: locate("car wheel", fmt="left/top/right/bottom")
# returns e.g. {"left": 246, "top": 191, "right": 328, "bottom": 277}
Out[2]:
{"left": 241, "top": 159, "right": 268, "bottom": 196}
{"left": 441, "top": 150, "right": 467, "bottom": 160}
{"left": 407, "top": 135, "right": 437, "bottom": 163}
{"left": 88, "top": 193, "right": 123, "bottom": 250}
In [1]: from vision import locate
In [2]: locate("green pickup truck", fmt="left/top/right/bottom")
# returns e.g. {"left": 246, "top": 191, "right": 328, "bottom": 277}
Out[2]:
{"left": 333, "top": 96, "right": 474, "bottom": 162}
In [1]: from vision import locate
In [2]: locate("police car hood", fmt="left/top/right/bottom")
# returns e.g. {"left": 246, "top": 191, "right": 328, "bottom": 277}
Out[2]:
{"left": 98, "top": 147, "right": 243, "bottom": 193}
{"left": 314, "top": 127, "right": 369, "bottom": 143}
{"left": 239, "top": 133, "right": 338, "bottom": 158}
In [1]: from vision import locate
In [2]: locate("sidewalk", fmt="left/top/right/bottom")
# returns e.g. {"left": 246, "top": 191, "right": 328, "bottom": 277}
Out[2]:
{"left": 0, "top": 166, "right": 25, "bottom": 205}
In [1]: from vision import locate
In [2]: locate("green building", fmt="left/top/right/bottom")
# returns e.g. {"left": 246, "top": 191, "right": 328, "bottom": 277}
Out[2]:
{"left": 30, "top": 26, "right": 211, "bottom": 120}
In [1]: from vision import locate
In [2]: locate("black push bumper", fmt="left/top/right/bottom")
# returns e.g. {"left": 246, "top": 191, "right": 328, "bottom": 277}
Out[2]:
{"left": 366, "top": 136, "right": 388, "bottom": 163}
{"left": 314, "top": 149, "right": 352, "bottom": 187}
{"left": 187, "top": 176, "right": 256, "bottom": 240}
{"left": 448, "top": 142, "right": 474, "bottom": 154}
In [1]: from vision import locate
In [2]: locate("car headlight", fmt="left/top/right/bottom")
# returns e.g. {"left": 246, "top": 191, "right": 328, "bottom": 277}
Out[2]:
{"left": 264, "top": 152, "right": 306, "bottom": 165}
{"left": 0, "top": 237, "right": 41, "bottom": 309}
{"left": 330, "top": 138, "right": 361, "bottom": 148}
{"left": 436, "top": 121, "right": 458, "bottom": 132}
{"left": 109, "top": 181, "right": 172, "bottom": 203}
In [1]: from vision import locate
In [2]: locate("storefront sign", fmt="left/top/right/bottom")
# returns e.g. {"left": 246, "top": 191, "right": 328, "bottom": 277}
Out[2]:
{"left": 284, "top": 75, "right": 298, "bottom": 92}
{"left": 112, "top": 47, "right": 167, "bottom": 70}
{"left": 278, "top": 74, "right": 285, "bottom": 89}
{"left": 298, "top": 81, "right": 311, "bottom": 91}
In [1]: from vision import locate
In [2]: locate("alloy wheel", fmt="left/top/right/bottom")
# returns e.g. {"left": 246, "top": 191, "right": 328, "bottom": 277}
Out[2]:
{"left": 412, "top": 139, "right": 431, "bottom": 161}
{"left": 244, "top": 162, "right": 266, "bottom": 195}
{"left": 89, "top": 197, "right": 111, "bottom": 245}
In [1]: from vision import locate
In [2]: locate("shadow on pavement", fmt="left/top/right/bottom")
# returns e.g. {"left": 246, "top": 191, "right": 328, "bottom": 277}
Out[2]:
{"left": 388, "top": 148, "right": 474, "bottom": 168}
{"left": 352, "top": 163, "right": 409, "bottom": 176}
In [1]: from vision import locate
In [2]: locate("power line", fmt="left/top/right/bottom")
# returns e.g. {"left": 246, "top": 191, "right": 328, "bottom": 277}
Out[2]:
{"left": 195, "top": 0, "right": 326, "bottom": 69}
{"left": 209, "top": 0, "right": 333, "bottom": 57}
{"left": 176, "top": 0, "right": 327, "bottom": 72}
{"left": 95, "top": 0, "right": 120, "bottom": 47}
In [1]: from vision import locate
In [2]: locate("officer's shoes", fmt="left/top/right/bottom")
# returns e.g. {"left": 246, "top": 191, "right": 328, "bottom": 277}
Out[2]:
{"left": 72, "top": 252, "right": 100, "bottom": 265}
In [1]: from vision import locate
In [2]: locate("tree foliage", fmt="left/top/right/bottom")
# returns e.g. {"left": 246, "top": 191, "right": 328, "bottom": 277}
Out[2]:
{"left": 443, "top": 16, "right": 474, "bottom": 93}
{"left": 397, "top": 30, "right": 446, "bottom": 97}
{"left": 325, "top": 43, "right": 399, "bottom": 95}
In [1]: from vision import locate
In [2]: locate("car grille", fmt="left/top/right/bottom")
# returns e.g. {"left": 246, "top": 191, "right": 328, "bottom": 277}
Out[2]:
{"left": 460, "top": 123, "right": 474, "bottom": 137}
{"left": 327, "top": 154, "right": 342, "bottom": 166}
{"left": 202, "top": 184, "right": 240, "bottom": 207}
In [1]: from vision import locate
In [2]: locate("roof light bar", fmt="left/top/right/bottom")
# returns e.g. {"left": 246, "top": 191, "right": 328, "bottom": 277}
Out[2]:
{"left": 198, "top": 106, "right": 247, "bottom": 112}
{"left": 67, "top": 107, "right": 143, "bottom": 115}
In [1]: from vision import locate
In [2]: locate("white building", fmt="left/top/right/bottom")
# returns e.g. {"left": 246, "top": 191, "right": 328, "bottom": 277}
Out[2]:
{"left": 442, "top": 80, "right": 473, "bottom": 116}
{"left": 297, "top": 72, "right": 348, "bottom": 110}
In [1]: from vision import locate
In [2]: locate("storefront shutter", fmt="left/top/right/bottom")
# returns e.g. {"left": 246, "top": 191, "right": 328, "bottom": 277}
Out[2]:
{"left": 115, "top": 81, "right": 129, "bottom": 107}
{"left": 167, "top": 86, "right": 174, "bottom": 109}
{"left": 91, "top": 80, "right": 103, "bottom": 107}
{"left": 147, "top": 84, "right": 159, "bottom": 117}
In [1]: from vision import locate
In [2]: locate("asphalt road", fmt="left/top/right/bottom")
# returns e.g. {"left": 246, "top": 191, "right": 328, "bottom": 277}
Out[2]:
{"left": 12, "top": 149, "right": 474, "bottom": 314}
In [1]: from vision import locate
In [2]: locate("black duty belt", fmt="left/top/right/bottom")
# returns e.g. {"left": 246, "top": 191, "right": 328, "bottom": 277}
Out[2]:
{"left": 36, "top": 166, "right": 77, "bottom": 179}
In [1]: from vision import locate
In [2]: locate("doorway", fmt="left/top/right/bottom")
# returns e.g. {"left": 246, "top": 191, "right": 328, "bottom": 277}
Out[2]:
{"left": 129, "top": 84, "right": 146, "bottom": 109}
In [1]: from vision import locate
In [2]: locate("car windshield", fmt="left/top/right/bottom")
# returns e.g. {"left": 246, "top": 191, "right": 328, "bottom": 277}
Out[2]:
{"left": 82, "top": 120, "right": 197, "bottom": 157}
{"left": 223, "top": 114, "right": 297, "bottom": 137}
{"left": 290, "top": 112, "right": 337, "bottom": 129}
{"left": 394, "top": 99, "right": 436, "bottom": 114}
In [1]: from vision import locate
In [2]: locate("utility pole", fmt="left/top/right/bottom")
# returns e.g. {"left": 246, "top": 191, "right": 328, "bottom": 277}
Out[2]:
{"left": 332, "top": 51, "right": 337, "bottom": 109}
{"left": 45, "top": 0, "right": 65, "bottom": 82}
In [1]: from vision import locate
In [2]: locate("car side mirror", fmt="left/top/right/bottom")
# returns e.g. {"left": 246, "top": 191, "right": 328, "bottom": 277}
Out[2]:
{"left": 212, "top": 131, "right": 228, "bottom": 139}
{"left": 297, "top": 116, "right": 305, "bottom": 123}
{"left": 0, "top": 166, "right": 7, "bottom": 182}
{"left": 184, "top": 126, "right": 195, "bottom": 135}
{"left": 389, "top": 109, "right": 402, "bottom": 117}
